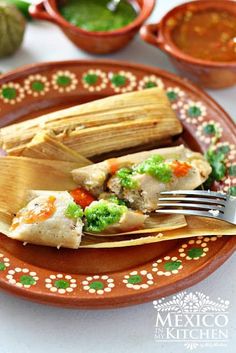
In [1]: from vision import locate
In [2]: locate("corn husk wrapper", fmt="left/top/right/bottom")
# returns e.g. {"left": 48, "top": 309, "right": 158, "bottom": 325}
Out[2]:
{"left": 80, "top": 233, "right": 165, "bottom": 248}
{"left": 81, "top": 216, "right": 236, "bottom": 248}
{"left": 1, "top": 88, "right": 182, "bottom": 157}
{"left": 18, "top": 132, "right": 92, "bottom": 165}
{"left": 7, "top": 120, "right": 175, "bottom": 158}
{"left": 0, "top": 156, "right": 80, "bottom": 214}
{"left": 0, "top": 211, "right": 11, "bottom": 236}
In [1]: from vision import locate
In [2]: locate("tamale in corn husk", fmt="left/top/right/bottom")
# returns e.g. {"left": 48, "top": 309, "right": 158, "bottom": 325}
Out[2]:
{"left": 17, "top": 132, "right": 92, "bottom": 165}
{"left": 0, "top": 206, "right": 165, "bottom": 248}
{"left": 0, "top": 154, "right": 234, "bottom": 249}
{"left": 5, "top": 197, "right": 187, "bottom": 248}
{"left": 0, "top": 88, "right": 183, "bottom": 157}
{"left": 0, "top": 156, "right": 186, "bottom": 241}
{"left": 0, "top": 155, "right": 185, "bottom": 247}
{"left": 1, "top": 205, "right": 236, "bottom": 249}
{"left": 7, "top": 121, "right": 175, "bottom": 158}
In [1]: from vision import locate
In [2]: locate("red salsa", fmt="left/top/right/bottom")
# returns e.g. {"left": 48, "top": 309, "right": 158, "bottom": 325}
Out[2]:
{"left": 171, "top": 9, "right": 236, "bottom": 62}
{"left": 70, "top": 187, "right": 95, "bottom": 209}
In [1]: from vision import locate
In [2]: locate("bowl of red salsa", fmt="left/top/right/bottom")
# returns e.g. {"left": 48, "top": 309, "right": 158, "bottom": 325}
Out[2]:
{"left": 140, "top": 0, "right": 236, "bottom": 89}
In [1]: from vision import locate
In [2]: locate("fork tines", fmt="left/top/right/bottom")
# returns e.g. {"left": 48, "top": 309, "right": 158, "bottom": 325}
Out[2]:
{"left": 160, "top": 190, "right": 227, "bottom": 199}
{"left": 156, "top": 190, "right": 228, "bottom": 219}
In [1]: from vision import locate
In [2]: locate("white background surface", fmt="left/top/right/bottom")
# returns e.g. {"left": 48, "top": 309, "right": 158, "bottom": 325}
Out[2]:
{"left": 0, "top": 0, "right": 235, "bottom": 352}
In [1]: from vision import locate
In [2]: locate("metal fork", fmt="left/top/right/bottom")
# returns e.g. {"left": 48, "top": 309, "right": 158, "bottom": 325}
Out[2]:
{"left": 156, "top": 190, "right": 236, "bottom": 225}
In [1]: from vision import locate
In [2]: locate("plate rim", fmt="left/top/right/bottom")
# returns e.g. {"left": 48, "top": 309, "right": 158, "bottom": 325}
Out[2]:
{"left": 0, "top": 236, "right": 235, "bottom": 309}
{"left": 0, "top": 58, "right": 235, "bottom": 131}
{"left": 0, "top": 59, "right": 235, "bottom": 309}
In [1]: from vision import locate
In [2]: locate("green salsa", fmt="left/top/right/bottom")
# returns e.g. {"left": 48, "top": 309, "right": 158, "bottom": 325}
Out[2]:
{"left": 116, "top": 155, "right": 174, "bottom": 189}
{"left": 134, "top": 155, "right": 173, "bottom": 183}
{"left": 116, "top": 168, "right": 138, "bottom": 190}
{"left": 84, "top": 200, "right": 127, "bottom": 233}
{"left": 59, "top": 0, "right": 137, "bottom": 32}
{"left": 105, "top": 194, "right": 128, "bottom": 206}
{"left": 64, "top": 202, "right": 83, "bottom": 219}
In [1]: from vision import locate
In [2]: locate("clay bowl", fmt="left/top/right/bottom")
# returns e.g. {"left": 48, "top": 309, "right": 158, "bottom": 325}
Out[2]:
{"left": 140, "top": 0, "right": 236, "bottom": 89}
{"left": 29, "top": 0, "right": 155, "bottom": 54}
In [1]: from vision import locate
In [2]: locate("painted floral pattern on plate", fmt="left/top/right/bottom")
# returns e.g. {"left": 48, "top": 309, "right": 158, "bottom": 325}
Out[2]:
{"left": 0, "top": 63, "right": 235, "bottom": 301}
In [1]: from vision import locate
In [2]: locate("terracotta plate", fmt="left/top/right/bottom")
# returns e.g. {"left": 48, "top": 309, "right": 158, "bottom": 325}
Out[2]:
{"left": 0, "top": 60, "right": 235, "bottom": 308}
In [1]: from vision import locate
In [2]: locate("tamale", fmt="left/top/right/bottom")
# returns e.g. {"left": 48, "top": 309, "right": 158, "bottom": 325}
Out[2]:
{"left": 4, "top": 191, "right": 187, "bottom": 248}
{"left": 7, "top": 191, "right": 83, "bottom": 249}
{"left": 71, "top": 145, "right": 211, "bottom": 200}
{"left": 0, "top": 88, "right": 182, "bottom": 156}
{"left": 7, "top": 119, "right": 177, "bottom": 157}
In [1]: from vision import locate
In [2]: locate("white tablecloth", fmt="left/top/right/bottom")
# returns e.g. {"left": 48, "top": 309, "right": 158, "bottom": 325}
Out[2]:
{"left": 0, "top": 1, "right": 235, "bottom": 352}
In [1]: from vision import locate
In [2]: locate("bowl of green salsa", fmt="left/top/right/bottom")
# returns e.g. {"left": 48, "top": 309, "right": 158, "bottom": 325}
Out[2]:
{"left": 60, "top": 0, "right": 138, "bottom": 32}
{"left": 29, "top": 0, "right": 155, "bottom": 54}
